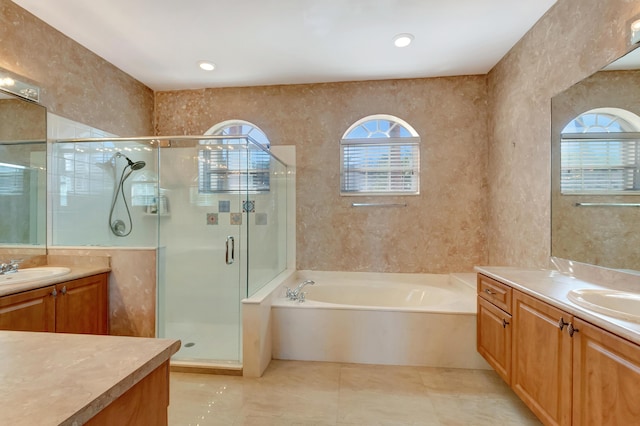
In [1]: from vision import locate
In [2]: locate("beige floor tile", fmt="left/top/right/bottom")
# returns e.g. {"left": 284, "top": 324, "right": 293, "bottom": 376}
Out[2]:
{"left": 169, "top": 362, "right": 541, "bottom": 426}
{"left": 429, "top": 394, "right": 541, "bottom": 426}
{"left": 419, "top": 367, "right": 511, "bottom": 397}
{"left": 339, "top": 363, "right": 426, "bottom": 395}
{"left": 337, "top": 389, "right": 440, "bottom": 425}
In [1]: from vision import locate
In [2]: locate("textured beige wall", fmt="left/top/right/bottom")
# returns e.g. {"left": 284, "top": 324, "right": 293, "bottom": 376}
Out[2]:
{"left": 487, "top": 0, "right": 640, "bottom": 268}
{"left": 0, "top": 0, "right": 153, "bottom": 136}
{"left": 155, "top": 77, "right": 489, "bottom": 273}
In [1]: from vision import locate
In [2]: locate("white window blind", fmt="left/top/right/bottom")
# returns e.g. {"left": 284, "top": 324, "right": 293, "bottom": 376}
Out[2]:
{"left": 198, "top": 146, "right": 270, "bottom": 193}
{"left": 199, "top": 120, "right": 271, "bottom": 194}
{"left": 340, "top": 115, "right": 420, "bottom": 195}
{"left": 560, "top": 109, "right": 640, "bottom": 194}
{"left": 561, "top": 135, "right": 640, "bottom": 193}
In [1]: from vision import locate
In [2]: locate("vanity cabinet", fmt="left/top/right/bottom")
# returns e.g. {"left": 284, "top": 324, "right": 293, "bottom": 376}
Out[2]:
{"left": 477, "top": 273, "right": 640, "bottom": 425}
{"left": 512, "top": 290, "right": 572, "bottom": 426}
{"left": 477, "top": 274, "right": 512, "bottom": 384}
{"left": 572, "top": 318, "right": 640, "bottom": 424}
{"left": 0, "top": 273, "right": 108, "bottom": 334}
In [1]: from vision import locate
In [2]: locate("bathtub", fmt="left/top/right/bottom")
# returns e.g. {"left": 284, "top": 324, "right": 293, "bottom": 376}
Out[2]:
{"left": 271, "top": 271, "right": 490, "bottom": 369}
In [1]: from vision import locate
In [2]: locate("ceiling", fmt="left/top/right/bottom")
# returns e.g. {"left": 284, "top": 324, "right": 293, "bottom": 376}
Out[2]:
{"left": 13, "top": 0, "right": 557, "bottom": 91}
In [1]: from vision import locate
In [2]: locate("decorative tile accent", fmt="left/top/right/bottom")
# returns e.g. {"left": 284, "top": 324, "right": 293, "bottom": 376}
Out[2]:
{"left": 218, "top": 200, "right": 230, "bottom": 213}
{"left": 243, "top": 200, "right": 255, "bottom": 213}
{"left": 255, "top": 213, "right": 268, "bottom": 225}
{"left": 230, "top": 213, "right": 243, "bottom": 225}
{"left": 206, "top": 213, "right": 218, "bottom": 225}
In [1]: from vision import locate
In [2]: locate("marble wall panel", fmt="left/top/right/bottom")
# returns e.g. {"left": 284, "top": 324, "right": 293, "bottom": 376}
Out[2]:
{"left": 155, "top": 77, "right": 489, "bottom": 273}
{"left": 0, "top": 0, "right": 153, "bottom": 136}
{"left": 47, "top": 248, "right": 156, "bottom": 337}
{"left": 487, "top": 0, "right": 640, "bottom": 268}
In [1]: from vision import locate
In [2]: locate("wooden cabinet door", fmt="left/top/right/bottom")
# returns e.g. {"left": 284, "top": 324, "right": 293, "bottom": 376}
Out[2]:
{"left": 0, "top": 286, "right": 56, "bottom": 332}
{"left": 55, "top": 274, "right": 108, "bottom": 335}
{"left": 477, "top": 297, "right": 512, "bottom": 384}
{"left": 512, "top": 290, "right": 572, "bottom": 426}
{"left": 573, "top": 318, "right": 640, "bottom": 424}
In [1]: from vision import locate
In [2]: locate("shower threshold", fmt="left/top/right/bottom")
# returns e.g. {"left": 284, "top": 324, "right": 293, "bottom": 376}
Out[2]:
{"left": 170, "top": 359, "right": 243, "bottom": 376}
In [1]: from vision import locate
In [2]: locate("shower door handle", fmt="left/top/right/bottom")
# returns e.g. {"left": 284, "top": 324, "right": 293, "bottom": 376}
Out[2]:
{"left": 226, "top": 236, "right": 235, "bottom": 265}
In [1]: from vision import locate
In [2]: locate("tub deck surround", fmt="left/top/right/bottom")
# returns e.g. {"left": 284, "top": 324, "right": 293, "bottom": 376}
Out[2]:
{"left": 475, "top": 266, "right": 640, "bottom": 346}
{"left": 0, "top": 331, "right": 180, "bottom": 425}
{"left": 271, "top": 271, "right": 488, "bottom": 369}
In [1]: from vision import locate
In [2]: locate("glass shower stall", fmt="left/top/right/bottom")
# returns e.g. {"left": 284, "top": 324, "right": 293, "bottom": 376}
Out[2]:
{"left": 50, "top": 135, "right": 290, "bottom": 367}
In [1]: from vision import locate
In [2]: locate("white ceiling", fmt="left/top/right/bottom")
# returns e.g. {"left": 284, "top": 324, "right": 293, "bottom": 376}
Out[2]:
{"left": 13, "top": 0, "right": 557, "bottom": 91}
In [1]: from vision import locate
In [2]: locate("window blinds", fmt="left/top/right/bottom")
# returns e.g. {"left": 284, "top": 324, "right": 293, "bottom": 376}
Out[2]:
{"left": 341, "top": 137, "right": 420, "bottom": 194}
{"left": 199, "top": 148, "right": 270, "bottom": 193}
{"left": 561, "top": 134, "right": 640, "bottom": 193}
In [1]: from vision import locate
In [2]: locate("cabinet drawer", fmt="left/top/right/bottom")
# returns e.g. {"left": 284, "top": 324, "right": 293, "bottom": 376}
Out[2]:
{"left": 478, "top": 274, "right": 512, "bottom": 313}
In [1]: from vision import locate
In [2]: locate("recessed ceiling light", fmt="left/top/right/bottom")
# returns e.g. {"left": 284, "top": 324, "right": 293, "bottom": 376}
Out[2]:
{"left": 393, "top": 33, "right": 414, "bottom": 48}
{"left": 198, "top": 61, "right": 216, "bottom": 71}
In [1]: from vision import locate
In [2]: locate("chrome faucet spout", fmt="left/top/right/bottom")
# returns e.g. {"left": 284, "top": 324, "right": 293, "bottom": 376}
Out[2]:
{"left": 286, "top": 279, "right": 315, "bottom": 302}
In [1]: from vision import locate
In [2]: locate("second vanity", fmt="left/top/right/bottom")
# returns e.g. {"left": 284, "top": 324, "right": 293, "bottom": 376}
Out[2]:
{"left": 0, "top": 262, "right": 110, "bottom": 334}
{"left": 476, "top": 266, "right": 640, "bottom": 426}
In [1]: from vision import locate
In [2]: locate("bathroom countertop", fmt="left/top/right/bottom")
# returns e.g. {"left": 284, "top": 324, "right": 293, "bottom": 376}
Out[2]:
{"left": 0, "top": 331, "right": 181, "bottom": 425}
{"left": 475, "top": 266, "right": 640, "bottom": 346}
{"left": 0, "top": 265, "right": 111, "bottom": 298}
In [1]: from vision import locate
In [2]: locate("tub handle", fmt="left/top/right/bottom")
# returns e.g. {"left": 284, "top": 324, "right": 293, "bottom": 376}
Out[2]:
{"left": 225, "top": 236, "right": 235, "bottom": 265}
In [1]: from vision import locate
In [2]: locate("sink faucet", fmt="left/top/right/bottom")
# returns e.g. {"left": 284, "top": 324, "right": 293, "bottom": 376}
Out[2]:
{"left": 0, "top": 260, "right": 21, "bottom": 275}
{"left": 285, "top": 279, "right": 315, "bottom": 302}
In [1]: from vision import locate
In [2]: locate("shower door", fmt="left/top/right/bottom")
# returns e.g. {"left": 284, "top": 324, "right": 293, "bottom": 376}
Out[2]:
{"left": 157, "top": 140, "right": 247, "bottom": 364}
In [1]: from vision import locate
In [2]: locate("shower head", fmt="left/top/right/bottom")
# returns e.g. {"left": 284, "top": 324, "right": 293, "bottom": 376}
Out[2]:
{"left": 116, "top": 152, "right": 146, "bottom": 170}
{"left": 130, "top": 160, "right": 146, "bottom": 170}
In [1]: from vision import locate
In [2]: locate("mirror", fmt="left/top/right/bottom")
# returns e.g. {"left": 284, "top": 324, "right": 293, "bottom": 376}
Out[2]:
{"left": 0, "top": 90, "right": 47, "bottom": 258}
{"left": 551, "top": 45, "right": 640, "bottom": 272}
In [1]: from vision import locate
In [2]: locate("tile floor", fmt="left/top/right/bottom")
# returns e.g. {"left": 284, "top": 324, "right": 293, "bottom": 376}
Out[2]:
{"left": 169, "top": 361, "right": 541, "bottom": 425}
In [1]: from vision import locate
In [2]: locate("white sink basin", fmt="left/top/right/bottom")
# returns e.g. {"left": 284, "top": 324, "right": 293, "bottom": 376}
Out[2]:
{"left": 568, "top": 289, "right": 640, "bottom": 323}
{"left": 0, "top": 267, "right": 71, "bottom": 286}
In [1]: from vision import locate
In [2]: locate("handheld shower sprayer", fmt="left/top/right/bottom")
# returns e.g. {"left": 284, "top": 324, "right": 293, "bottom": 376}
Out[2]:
{"left": 109, "top": 152, "right": 146, "bottom": 237}
{"left": 116, "top": 152, "right": 146, "bottom": 171}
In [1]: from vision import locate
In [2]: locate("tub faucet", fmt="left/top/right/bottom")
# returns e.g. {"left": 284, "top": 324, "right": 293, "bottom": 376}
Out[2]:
{"left": 285, "top": 279, "right": 315, "bottom": 302}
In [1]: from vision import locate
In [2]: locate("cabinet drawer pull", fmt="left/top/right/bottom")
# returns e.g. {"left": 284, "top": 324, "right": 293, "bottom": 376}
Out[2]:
{"left": 502, "top": 318, "right": 510, "bottom": 328}
{"left": 568, "top": 323, "right": 579, "bottom": 337}
{"left": 558, "top": 317, "right": 568, "bottom": 331}
{"left": 484, "top": 288, "right": 494, "bottom": 295}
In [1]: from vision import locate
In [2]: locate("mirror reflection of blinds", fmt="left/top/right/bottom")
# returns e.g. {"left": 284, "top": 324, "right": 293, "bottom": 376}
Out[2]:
{"left": 341, "top": 138, "right": 419, "bottom": 194}
{"left": 0, "top": 165, "right": 25, "bottom": 195}
{"left": 198, "top": 148, "right": 270, "bottom": 193}
{"left": 561, "top": 134, "right": 640, "bottom": 193}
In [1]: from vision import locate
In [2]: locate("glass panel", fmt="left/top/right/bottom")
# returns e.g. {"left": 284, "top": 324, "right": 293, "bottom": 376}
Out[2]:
{"left": 247, "top": 145, "right": 288, "bottom": 296}
{"left": 157, "top": 139, "right": 243, "bottom": 363}
{"left": 49, "top": 140, "right": 158, "bottom": 247}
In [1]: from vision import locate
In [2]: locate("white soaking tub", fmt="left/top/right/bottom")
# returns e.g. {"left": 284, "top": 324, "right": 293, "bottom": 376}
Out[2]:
{"left": 271, "top": 270, "right": 490, "bottom": 369}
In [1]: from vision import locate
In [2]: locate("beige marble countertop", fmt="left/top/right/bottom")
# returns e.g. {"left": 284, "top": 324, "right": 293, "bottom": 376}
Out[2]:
{"left": 0, "top": 331, "right": 180, "bottom": 425}
{"left": 475, "top": 266, "right": 640, "bottom": 346}
{"left": 0, "top": 265, "right": 111, "bottom": 298}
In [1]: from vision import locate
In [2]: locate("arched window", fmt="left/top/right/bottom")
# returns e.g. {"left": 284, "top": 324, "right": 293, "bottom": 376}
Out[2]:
{"left": 561, "top": 108, "right": 640, "bottom": 193}
{"left": 199, "top": 120, "right": 271, "bottom": 193}
{"left": 340, "top": 114, "right": 420, "bottom": 195}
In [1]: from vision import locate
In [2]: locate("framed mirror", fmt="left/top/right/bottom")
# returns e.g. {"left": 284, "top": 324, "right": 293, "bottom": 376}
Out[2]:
{"left": 0, "top": 90, "right": 47, "bottom": 257}
{"left": 551, "top": 45, "right": 640, "bottom": 272}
